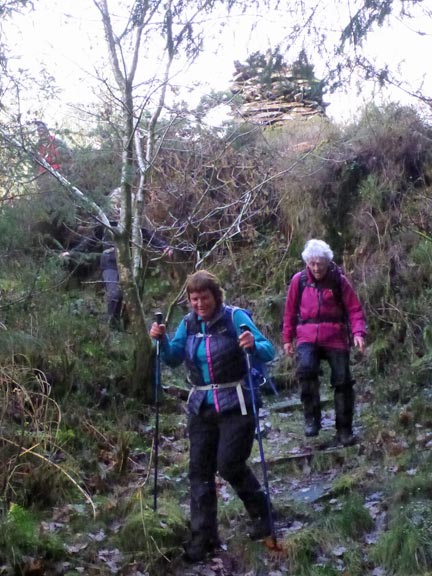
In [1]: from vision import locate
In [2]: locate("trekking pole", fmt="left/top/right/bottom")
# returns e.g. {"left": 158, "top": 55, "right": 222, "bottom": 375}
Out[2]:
{"left": 240, "top": 324, "right": 279, "bottom": 548}
{"left": 153, "top": 311, "right": 163, "bottom": 512}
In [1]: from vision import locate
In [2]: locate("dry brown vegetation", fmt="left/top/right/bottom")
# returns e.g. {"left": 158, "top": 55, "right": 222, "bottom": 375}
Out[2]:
{"left": 2, "top": 102, "right": 432, "bottom": 574}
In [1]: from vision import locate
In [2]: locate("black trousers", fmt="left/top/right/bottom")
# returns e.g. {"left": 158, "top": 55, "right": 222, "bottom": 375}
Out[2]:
{"left": 296, "top": 343, "right": 355, "bottom": 432}
{"left": 187, "top": 406, "right": 267, "bottom": 541}
{"left": 101, "top": 267, "right": 123, "bottom": 320}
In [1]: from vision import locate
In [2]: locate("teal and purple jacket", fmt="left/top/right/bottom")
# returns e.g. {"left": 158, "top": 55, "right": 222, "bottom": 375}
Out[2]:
{"left": 159, "top": 304, "right": 275, "bottom": 415}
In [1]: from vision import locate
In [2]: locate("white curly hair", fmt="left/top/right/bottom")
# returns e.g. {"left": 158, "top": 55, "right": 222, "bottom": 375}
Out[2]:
{"left": 301, "top": 239, "right": 334, "bottom": 263}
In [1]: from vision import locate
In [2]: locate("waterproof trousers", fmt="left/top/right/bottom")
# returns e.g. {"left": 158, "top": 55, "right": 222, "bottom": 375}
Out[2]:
{"left": 101, "top": 267, "right": 123, "bottom": 323}
{"left": 187, "top": 405, "right": 269, "bottom": 543}
{"left": 296, "top": 343, "right": 355, "bottom": 433}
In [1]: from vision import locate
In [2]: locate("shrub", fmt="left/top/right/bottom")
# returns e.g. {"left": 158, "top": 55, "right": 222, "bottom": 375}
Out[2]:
{"left": 0, "top": 503, "right": 64, "bottom": 567}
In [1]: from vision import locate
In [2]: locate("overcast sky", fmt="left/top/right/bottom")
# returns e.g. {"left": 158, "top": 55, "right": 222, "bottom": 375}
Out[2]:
{"left": 4, "top": 1, "right": 432, "bottom": 128}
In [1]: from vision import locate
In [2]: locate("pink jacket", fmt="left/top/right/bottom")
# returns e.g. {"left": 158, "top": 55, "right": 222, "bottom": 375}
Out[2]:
{"left": 282, "top": 267, "right": 366, "bottom": 350}
{"left": 38, "top": 135, "right": 62, "bottom": 174}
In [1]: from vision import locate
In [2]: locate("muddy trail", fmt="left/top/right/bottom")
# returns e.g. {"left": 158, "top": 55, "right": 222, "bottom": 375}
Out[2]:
{"left": 163, "top": 391, "right": 398, "bottom": 576}
{"left": 31, "top": 384, "right": 431, "bottom": 576}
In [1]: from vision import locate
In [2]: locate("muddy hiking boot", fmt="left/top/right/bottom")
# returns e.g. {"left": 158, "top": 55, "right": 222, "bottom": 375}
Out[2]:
{"left": 334, "top": 385, "right": 355, "bottom": 446}
{"left": 241, "top": 489, "right": 274, "bottom": 541}
{"left": 249, "top": 513, "right": 273, "bottom": 541}
{"left": 301, "top": 379, "right": 321, "bottom": 437}
{"left": 304, "top": 416, "right": 321, "bottom": 437}
{"left": 182, "top": 535, "right": 221, "bottom": 563}
{"left": 336, "top": 429, "right": 356, "bottom": 447}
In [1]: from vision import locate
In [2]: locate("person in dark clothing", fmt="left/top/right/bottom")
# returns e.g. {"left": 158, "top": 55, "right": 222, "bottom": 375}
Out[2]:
{"left": 149, "top": 270, "right": 275, "bottom": 563}
{"left": 282, "top": 239, "right": 366, "bottom": 446}
{"left": 62, "top": 223, "right": 173, "bottom": 328}
{"left": 99, "top": 243, "right": 122, "bottom": 326}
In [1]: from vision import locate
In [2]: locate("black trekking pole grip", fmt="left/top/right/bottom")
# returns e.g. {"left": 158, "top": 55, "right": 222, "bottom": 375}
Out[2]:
{"left": 153, "top": 311, "right": 163, "bottom": 512}
{"left": 240, "top": 323, "right": 253, "bottom": 355}
{"left": 154, "top": 312, "right": 164, "bottom": 359}
{"left": 155, "top": 311, "right": 163, "bottom": 326}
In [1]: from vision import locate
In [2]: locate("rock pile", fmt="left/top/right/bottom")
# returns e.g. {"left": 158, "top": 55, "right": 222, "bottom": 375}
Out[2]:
{"left": 230, "top": 60, "right": 328, "bottom": 126}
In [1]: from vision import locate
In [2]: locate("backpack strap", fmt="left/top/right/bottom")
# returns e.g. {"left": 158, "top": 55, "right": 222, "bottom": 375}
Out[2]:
{"left": 297, "top": 264, "right": 345, "bottom": 320}
{"left": 331, "top": 265, "right": 352, "bottom": 343}
{"left": 184, "top": 312, "right": 204, "bottom": 364}
{"left": 330, "top": 263, "right": 343, "bottom": 308}
{"left": 230, "top": 305, "right": 276, "bottom": 392}
{"left": 297, "top": 269, "right": 309, "bottom": 316}
{"left": 229, "top": 305, "right": 257, "bottom": 337}
{"left": 184, "top": 311, "right": 194, "bottom": 334}
{"left": 229, "top": 305, "right": 241, "bottom": 335}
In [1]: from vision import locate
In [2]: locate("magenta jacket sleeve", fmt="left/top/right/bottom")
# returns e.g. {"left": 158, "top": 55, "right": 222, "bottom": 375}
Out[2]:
{"left": 341, "top": 276, "right": 367, "bottom": 337}
{"left": 282, "top": 272, "right": 301, "bottom": 344}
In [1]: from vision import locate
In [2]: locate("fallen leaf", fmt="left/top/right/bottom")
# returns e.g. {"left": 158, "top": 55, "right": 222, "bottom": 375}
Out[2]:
{"left": 332, "top": 545, "right": 347, "bottom": 557}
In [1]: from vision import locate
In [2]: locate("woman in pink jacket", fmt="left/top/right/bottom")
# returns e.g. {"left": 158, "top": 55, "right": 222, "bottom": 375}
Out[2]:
{"left": 282, "top": 239, "right": 366, "bottom": 446}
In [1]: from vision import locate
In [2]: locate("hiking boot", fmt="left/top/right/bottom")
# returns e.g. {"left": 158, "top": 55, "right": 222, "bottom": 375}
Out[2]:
{"left": 108, "top": 316, "right": 123, "bottom": 331}
{"left": 182, "top": 536, "right": 220, "bottom": 563}
{"left": 336, "top": 429, "right": 356, "bottom": 447}
{"left": 249, "top": 515, "right": 273, "bottom": 541}
{"left": 304, "top": 417, "right": 320, "bottom": 437}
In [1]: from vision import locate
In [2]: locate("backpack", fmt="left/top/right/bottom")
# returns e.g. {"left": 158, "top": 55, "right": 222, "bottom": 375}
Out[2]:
{"left": 297, "top": 263, "right": 343, "bottom": 312}
{"left": 184, "top": 305, "right": 277, "bottom": 395}
{"left": 228, "top": 306, "right": 278, "bottom": 396}
{"left": 296, "top": 264, "right": 353, "bottom": 344}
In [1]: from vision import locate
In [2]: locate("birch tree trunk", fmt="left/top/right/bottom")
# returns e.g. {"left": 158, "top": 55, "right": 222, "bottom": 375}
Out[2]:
{"left": 93, "top": 0, "right": 154, "bottom": 400}
{"left": 93, "top": 0, "right": 230, "bottom": 399}
{"left": 3, "top": 0, "right": 238, "bottom": 401}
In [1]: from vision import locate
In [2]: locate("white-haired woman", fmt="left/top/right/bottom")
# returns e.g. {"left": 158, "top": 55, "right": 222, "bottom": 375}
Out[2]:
{"left": 282, "top": 239, "right": 366, "bottom": 446}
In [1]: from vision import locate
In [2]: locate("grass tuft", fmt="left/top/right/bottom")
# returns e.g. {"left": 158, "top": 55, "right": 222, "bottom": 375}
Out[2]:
{"left": 372, "top": 499, "right": 432, "bottom": 575}
{"left": 320, "top": 493, "right": 374, "bottom": 540}
{"left": 0, "top": 503, "right": 64, "bottom": 567}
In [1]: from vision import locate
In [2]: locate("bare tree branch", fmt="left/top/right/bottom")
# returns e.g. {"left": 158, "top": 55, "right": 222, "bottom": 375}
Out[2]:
{"left": 0, "top": 126, "right": 113, "bottom": 230}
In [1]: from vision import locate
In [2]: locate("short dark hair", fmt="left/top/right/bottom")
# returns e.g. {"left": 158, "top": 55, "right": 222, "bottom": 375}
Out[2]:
{"left": 186, "top": 270, "right": 224, "bottom": 306}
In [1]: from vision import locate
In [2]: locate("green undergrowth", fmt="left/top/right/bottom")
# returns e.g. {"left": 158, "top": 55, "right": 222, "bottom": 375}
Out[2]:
{"left": 117, "top": 496, "right": 186, "bottom": 556}
{"left": 372, "top": 499, "right": 432, "bottom": 575}
{"left": 4, "top": 348, "right": 432, "bottom": 574}
{"left": 0, "top": 503, "right": 65, "bottom": 569}
{"left": 3, "top": 102, "right": 432, "bottom": 572}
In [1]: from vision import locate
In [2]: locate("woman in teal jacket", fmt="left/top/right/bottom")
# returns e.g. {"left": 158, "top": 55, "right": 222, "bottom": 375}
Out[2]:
{"left": 150, "top": 270, "right": 275, "bottom": 562}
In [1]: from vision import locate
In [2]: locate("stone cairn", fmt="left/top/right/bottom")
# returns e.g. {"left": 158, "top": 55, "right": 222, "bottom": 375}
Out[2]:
{"left": 230, "top": 59, "right": 328, "bottom": 126}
